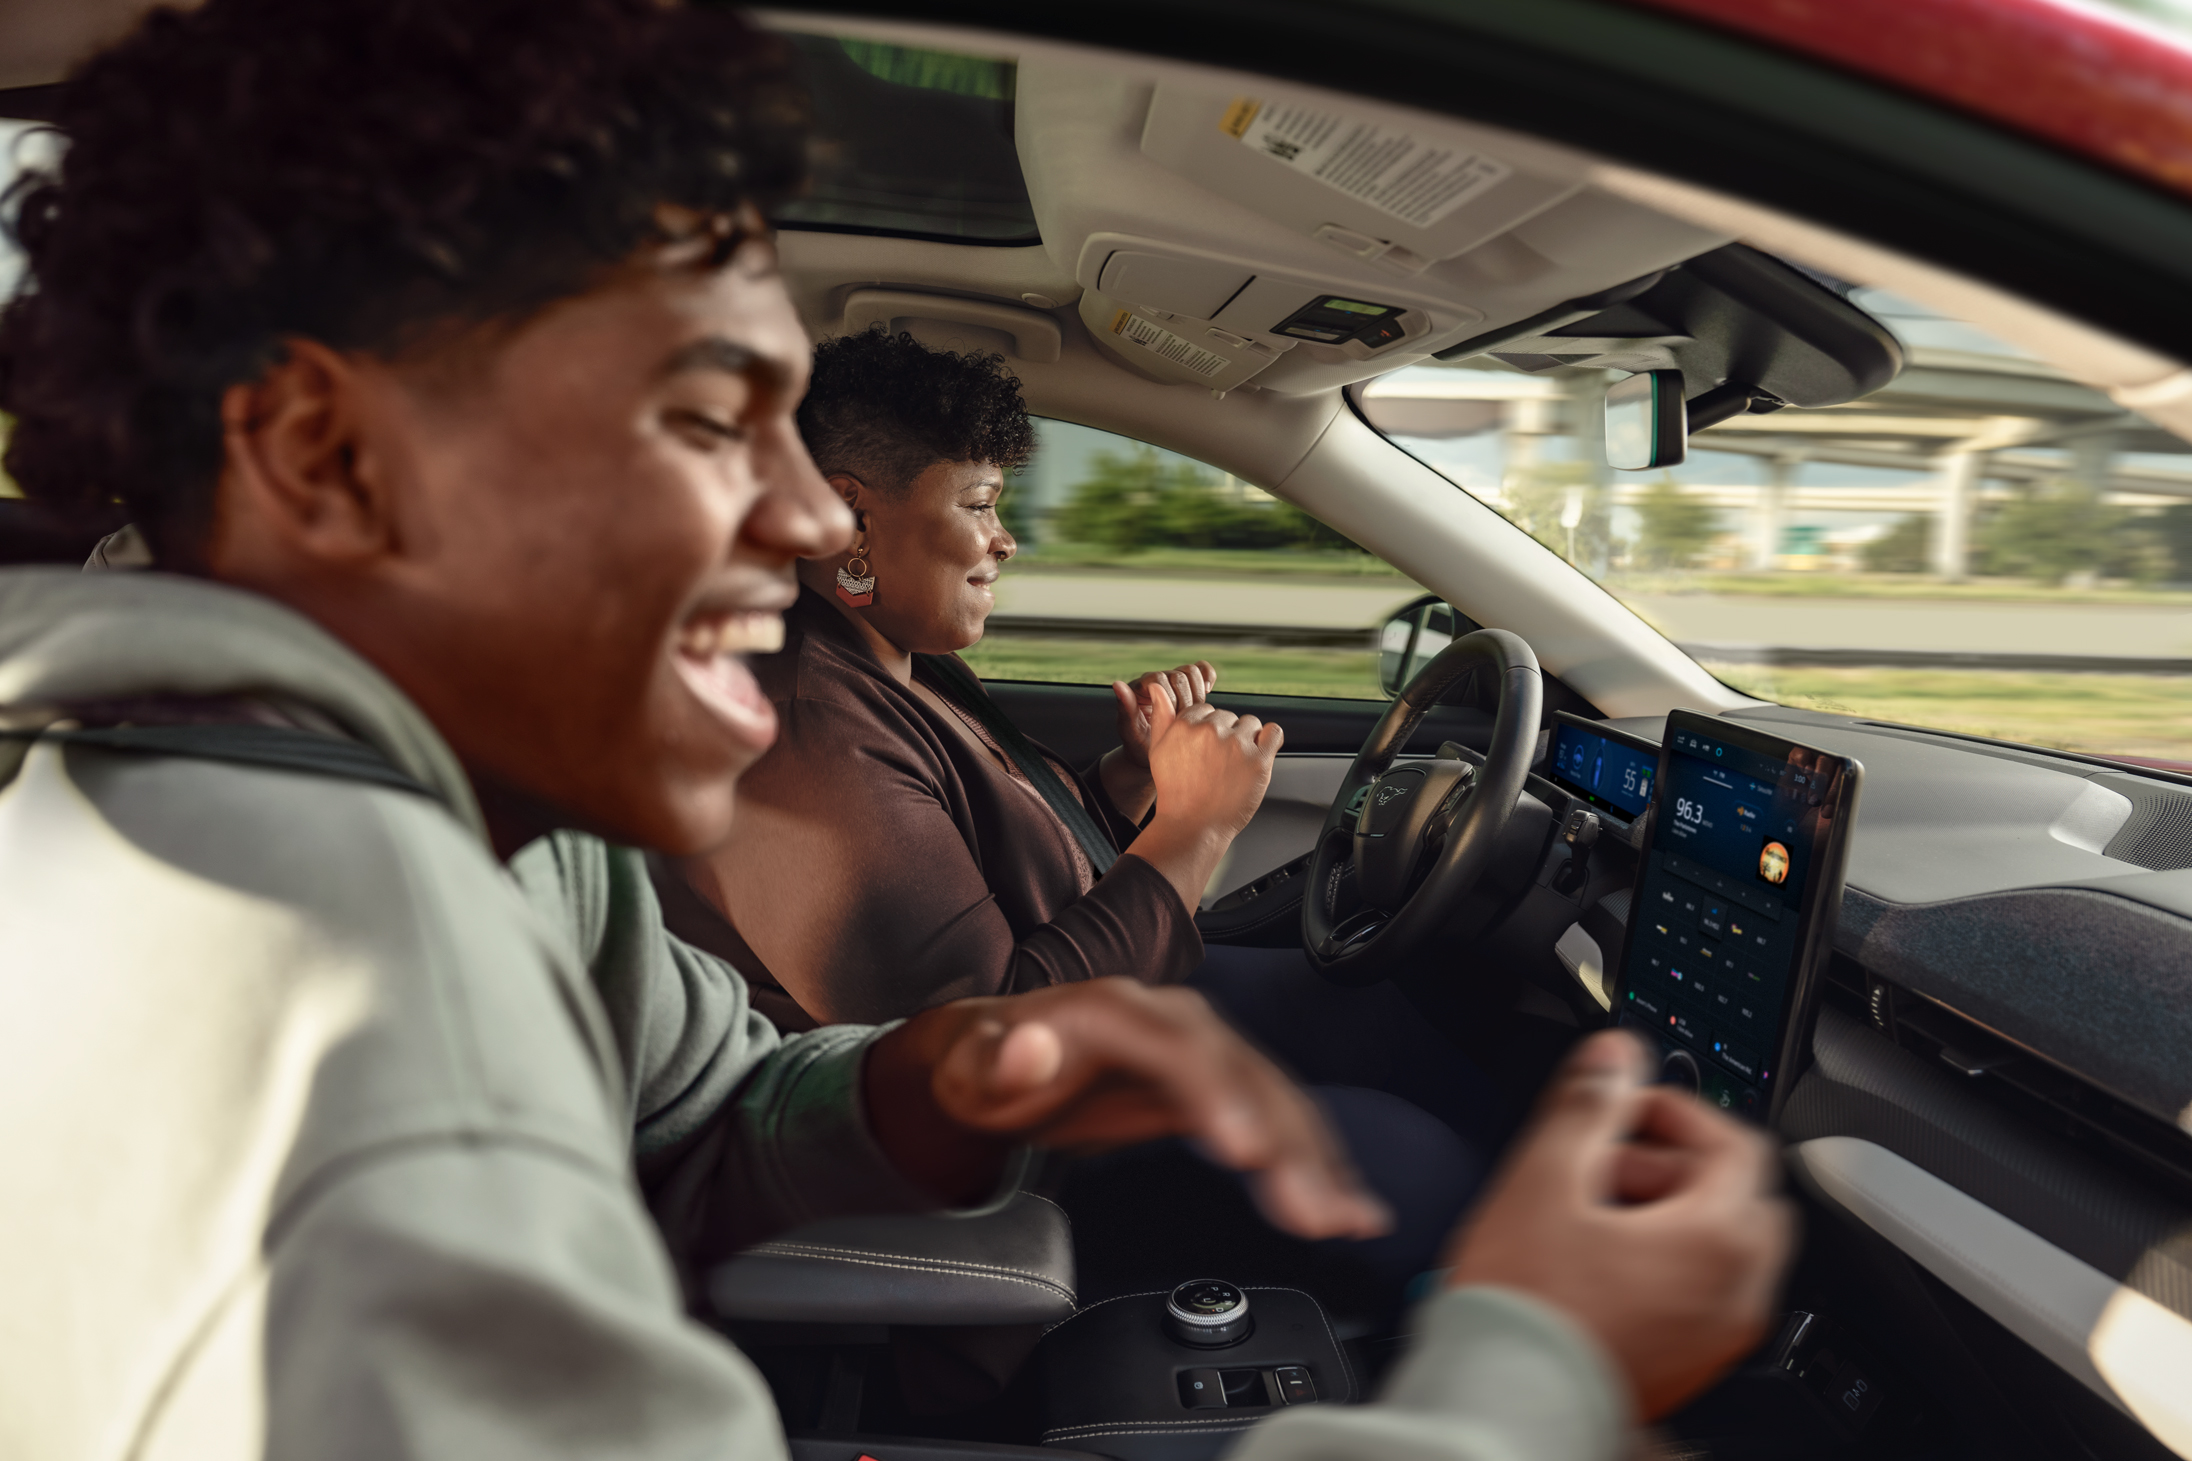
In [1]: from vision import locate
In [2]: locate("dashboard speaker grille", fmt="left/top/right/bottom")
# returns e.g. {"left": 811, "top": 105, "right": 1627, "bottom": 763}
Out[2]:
{"left": 2097, "top": 775, "right": 2192, "bottom": 871}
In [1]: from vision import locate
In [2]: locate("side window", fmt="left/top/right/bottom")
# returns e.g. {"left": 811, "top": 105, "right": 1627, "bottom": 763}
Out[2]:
{"left": 961, "top": 418, "right": 1425, "bottom": 699}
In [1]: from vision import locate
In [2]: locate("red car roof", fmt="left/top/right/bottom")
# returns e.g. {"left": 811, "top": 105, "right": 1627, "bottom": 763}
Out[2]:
{"left": 1634, "top": 0, "right": 2192, "bottom": 195}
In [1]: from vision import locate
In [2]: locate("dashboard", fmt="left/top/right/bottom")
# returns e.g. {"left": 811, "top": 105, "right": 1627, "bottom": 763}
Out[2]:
{"left": 1530, "top": 705, "right": 2192, "bottom": 1458}
{"left": 1544, "top": 705, "right": 2192, "bottom": 1140}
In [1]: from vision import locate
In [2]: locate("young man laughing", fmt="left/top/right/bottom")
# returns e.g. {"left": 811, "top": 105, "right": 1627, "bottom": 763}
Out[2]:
{"left": 0, "top": 2, "right": 1788, "bottom": 1457}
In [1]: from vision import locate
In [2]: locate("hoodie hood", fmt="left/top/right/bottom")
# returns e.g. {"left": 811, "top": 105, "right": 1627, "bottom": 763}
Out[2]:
{"left": 0, "top": 567, "right": 486, "bottom": 842}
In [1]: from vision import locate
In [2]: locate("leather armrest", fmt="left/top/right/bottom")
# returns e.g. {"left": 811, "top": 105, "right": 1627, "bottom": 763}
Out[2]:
{"left": 709, "top": 1192, "right": 1076, "bottom": 1327}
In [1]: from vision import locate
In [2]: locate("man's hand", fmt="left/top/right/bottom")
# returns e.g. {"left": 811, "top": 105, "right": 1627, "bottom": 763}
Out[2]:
{"left": 1442, "top": 1030, "right": 1793, "bottom": 1420}
{"left": 864, "top": 979, "right": 1390, "bottom": 1242}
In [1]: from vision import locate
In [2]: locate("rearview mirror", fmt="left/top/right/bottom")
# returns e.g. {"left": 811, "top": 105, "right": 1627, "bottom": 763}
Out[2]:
{"left": 1605, "top": 369, "right": 1686, "bottom": 469}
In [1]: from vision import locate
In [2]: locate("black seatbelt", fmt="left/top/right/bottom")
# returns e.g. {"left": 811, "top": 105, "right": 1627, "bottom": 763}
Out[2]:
{"left": 0, "top": 722, "right": 441, "bottom": 803}
{"left": 914, "top": 654, "right": 1119, "bottom": 875}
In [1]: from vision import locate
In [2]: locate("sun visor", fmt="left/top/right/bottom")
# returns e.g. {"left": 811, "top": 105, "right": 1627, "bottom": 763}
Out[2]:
{"left": 1139, "top": 84, "right": 1578, "bottom": 275}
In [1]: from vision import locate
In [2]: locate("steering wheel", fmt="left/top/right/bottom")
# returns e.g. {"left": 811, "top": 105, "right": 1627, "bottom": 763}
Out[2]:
{"left": 1301, "top": 628, "right": 1543, "bottom": 985}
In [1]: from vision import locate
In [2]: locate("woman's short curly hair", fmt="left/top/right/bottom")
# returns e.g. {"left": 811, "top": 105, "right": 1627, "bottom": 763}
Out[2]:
{"left": 798, "top": 328, "right": 1035, "bottom": 492}
{"left": 0, "top": 0, "right": 807, "bottom": 561}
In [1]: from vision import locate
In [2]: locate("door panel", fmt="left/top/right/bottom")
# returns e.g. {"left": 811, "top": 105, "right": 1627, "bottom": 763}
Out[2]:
{"left": 987, "top": 679, "right": 1496, "bottom": 766}
{"left": 988, "top": 680, "right": 1499, "bottom": 903}
{"left": 1204, "top": 752, "right": 1350, "bottom": 904}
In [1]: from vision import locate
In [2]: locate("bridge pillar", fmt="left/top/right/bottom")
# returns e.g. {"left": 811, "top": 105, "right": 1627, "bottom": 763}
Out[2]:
{"left": 1750, "top": 451, "right": 1802, "bottom": 571}
{"left": 1932, "top": 449, "right": 1986, "bottom": 579}
{"left": 2070, "top": 430, "right": 2117, "bottom": 501}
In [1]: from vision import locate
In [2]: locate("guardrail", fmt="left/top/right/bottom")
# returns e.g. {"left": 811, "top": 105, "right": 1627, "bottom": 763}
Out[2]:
{"left": 984, "top": 615, "right": 1378, "bottom": 649}
{"left": 1678, "top": 642, "right": 2192, "bottom": 675}
{"left": 982, "top": 615, "right": 2192, "bottom": 675}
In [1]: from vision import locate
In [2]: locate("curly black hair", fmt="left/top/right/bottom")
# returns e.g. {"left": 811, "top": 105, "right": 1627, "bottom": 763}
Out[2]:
{"left": 0, "top": 0, "right": 807, "bottom": 563}
{"left": 798, "top": 328, "right": 1035, "bottom": 492}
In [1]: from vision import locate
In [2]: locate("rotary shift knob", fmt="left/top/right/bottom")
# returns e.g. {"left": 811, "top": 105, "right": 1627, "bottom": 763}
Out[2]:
{"left": 1166, "top": 1279, "right": 1253, "bottom": 1348}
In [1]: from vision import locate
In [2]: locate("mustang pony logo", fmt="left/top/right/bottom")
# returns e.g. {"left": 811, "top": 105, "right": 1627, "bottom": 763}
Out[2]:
{"left": 1374, "top": 781, "right": 1411, "bottom": 806}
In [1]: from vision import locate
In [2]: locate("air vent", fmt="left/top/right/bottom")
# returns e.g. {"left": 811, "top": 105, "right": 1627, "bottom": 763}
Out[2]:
{"left": 2096, "top": 774, "right": 2192, "bottom": 871}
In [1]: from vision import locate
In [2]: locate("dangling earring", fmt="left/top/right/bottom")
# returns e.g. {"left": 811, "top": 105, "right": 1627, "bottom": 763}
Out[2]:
{"left": 836, "top": 538, "right": 876, "bottom": 608}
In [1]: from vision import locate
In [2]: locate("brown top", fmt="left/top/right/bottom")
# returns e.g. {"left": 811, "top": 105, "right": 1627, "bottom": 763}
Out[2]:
{"left": 668, "top": 588, "right": 1201, "bottom": 1028}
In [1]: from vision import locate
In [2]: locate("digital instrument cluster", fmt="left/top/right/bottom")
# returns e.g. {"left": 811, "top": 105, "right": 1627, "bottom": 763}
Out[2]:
{"left": 1547, "top": 714, "right": 1657, "bottom": 820}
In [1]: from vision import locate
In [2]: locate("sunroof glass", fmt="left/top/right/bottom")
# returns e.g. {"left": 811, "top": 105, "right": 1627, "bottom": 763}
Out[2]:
{"left": 775, "top": 36, "right": 1040, "bottom": 244}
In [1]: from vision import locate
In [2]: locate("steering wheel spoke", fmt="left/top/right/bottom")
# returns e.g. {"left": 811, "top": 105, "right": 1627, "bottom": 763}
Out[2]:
{"left": 1301, "top": 628, "right": 1543, "bottom": 985}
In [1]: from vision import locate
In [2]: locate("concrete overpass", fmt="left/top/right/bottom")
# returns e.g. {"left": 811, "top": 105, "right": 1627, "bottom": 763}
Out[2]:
{"left": 1360, "top": 347, "right": 2192, "bottom": 576}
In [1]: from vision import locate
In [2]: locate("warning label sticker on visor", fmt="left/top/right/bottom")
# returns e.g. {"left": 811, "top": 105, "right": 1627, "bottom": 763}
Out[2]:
{"left": 1112, "top": 310, "right": 1230, "bottom": 378}
{"left": 1220, "top": 98, "right": 1511, "bottom": 230}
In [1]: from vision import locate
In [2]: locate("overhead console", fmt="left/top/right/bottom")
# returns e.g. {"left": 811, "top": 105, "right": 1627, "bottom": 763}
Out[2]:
{"left": 1015, "top": 66, "right": 1729, "bottom": 394}
{"left": 1446, "top": 244, "right": 1906, "bottom": 423}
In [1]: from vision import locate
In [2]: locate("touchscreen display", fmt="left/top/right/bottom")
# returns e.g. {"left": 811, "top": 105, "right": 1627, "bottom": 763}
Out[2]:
{"left": 1615, "top": 719, "right": 1850, "bottom": 1119}
{"left": 1548, "top": 719, "right": 1656, "bottom": 819}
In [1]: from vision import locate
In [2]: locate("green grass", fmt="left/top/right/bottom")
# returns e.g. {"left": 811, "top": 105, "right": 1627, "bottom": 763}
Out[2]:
{"left": 962, "top": 636, "right": 1385, "bottom": 701}
{"left": 964, "top": 639, "right": 2192, "bottom": 765}
{"left": 1705, "top": 662, "right": 2192, "bottom": 765}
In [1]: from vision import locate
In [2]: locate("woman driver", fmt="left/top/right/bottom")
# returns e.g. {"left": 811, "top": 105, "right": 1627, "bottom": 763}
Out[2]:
{"left": 670, "top": 326, "right": 1276, "bottom": 1026}
{"left": 663, "top": 329, "right": 1489, "bottom": 1316}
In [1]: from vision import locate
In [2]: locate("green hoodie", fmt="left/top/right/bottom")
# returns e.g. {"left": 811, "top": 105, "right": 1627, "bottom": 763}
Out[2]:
{"left": 0, "top": 566, "right": 1624, "bottom": 1461}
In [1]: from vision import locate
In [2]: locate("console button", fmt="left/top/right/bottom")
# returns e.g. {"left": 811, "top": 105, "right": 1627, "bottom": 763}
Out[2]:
{"left": 1697, "top": 1063, "right": 1762, "bottom": 1118}
{"left": 1273, "top": 1367, "right": 1317, "bottom": 1405}
{"left": 1179, "top": 1370, "right": 1228, "bottom": 1409}
{"left": 1711, "top": 1038, "right": 1762, "bottom": 1081}
{"left": 1660, "top": 1048, "right": 1702, "bottom": 1094}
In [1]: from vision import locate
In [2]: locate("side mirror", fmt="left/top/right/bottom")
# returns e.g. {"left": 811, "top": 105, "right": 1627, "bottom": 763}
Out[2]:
{"left": 1378, "top": 594, "right": 1480, "bottom": 697}
{"left": 1605, "top": 368, "right": 1687, "bottom": 470}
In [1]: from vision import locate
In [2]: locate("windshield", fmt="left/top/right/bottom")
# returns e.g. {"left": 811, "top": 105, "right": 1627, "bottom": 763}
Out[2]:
{"left": 1355, "top": 290, "right": 2192, "bottom": 774}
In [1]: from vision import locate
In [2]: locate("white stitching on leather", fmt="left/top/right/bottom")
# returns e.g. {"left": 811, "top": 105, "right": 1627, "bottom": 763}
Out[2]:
{"left": 1043, "top": 1420, "right": 1259, "bottom": 1440}
{"left": 1045, "top": 1419, "right": 1256, "bottom": 1434}
{"left": 745, "top": 1240, "right": 1066, "bottom": 1286}
{"left": 737, "top": 1244, "right": 1075, "bottom": 1303}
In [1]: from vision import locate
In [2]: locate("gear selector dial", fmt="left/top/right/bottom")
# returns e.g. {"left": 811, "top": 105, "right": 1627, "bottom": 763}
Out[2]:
{"left": 1166, "top": 1279, "right": 1253, "bottom": 1348}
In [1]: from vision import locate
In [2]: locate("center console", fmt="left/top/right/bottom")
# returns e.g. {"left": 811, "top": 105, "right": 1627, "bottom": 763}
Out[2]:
{"left": 1031, "top": 1281, "right": 1354, "bottom": 1460}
